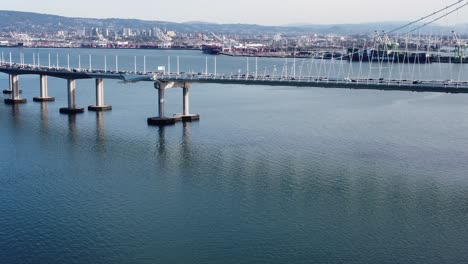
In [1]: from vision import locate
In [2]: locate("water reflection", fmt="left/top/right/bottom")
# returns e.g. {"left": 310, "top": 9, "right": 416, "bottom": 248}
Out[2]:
{"left": 7, "top": 104, "right": 21, "bottom": 129}
{"left": 38, "top": 102, "right": 50, "bottom": 143}
{"left": 155, "top": 126, "right": 167, "bottom": 157}
{"left": 95, "top": 111, "right": 106, "bottom": 153}
{"left": 182, "top": 122, "right": 191, "bottom": 144}
{"left": 67, "top": 115, "right": 77, "bottom": 143}
{"left": 40, "top": 102, "right": 49, "bottom": 128}
{"left": 181, "top": 122, "right": 192, "bottom": 166}
{"left": 153, "top": 123, "right": 193, "bottom": 168}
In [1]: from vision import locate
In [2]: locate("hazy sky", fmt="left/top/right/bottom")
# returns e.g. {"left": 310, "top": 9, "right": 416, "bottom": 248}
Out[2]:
{"left": 2, "top": 0, "right": 468, "bottom": 25}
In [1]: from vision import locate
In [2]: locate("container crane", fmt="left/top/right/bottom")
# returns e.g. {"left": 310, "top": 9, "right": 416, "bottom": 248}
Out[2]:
{"left": 452, "top": 30, "right": 467, "bottom": 60}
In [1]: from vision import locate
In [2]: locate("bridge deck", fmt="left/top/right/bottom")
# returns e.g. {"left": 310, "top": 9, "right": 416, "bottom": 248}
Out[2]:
{"left": 158, "top": 76, "right": 468, "bottom": 93}
{"left": 2, "top": 63, "right": 468, "bottom": 94}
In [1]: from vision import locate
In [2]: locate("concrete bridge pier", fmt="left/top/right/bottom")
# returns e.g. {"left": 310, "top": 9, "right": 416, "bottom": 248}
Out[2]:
{"left": 59, "top": 79, "right": 84, "bottom": 114}
{"left": 148, "top": 82, "right": 177, "bottom": 126}
{"left": 3, "top": 75, "right": 22, "bottom": 95}
{"left": 88, "top": 78, "right": 112, "bottom": 111}
{"left": 33, "top": 75, "right": 55, "bottom": 102}
{"left": 147, "top": 81, "right": 199, "bottom": 126}
{"left": 174, "top": 83, "right": 200, "bottom": 122}
{"left": 4, "top": 75, "right": 27, "bottom": 104}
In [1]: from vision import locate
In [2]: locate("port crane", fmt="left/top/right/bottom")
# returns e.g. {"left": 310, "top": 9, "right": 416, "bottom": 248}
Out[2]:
{"left": 374, "top": 31, "right": 399, "bottom": 53}
{"left": 452, "top": 31, "right": 467, "bottom": 60}
{"left": 382, "top": 31, "right": 399, "bottom": 51}
{"left": 10, "top": 32, "right": 32, "bottom": 46}
{"left": 154, "top": 27, "right": 172, "bottom": 47}
{"left": 210, "top": 32, "right": 223, "bottom": 43}
{"left": 210, "top": 32, "right": 239, "bottom": 51}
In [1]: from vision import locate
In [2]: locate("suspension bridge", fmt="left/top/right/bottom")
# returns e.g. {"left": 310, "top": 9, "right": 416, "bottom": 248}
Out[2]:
{"left": 1, "top": 0, "right": 468, "bottom": 126}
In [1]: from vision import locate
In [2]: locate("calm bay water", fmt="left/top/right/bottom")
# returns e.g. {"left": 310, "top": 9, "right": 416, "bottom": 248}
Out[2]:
{"left": 1, "top": 48, "right": 468, "bottom": 264}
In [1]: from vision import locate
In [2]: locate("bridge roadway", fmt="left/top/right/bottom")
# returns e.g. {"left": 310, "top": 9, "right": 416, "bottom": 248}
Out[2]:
{"left": 2, "top": 62, "right": 468, "bottom": 125}
{"left": 0, "top": 64, "right": 150, "bottom": 82}
{"left": 2, "top": 63, "right": 468, "bottom": 93}
{"left": 159, "top": 76, "right": 468, "bottom": 94}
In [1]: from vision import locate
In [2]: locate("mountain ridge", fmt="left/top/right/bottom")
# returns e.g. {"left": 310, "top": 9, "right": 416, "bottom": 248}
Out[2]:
{"left": 0, "top": 10, "right": 465, "bottom": 35}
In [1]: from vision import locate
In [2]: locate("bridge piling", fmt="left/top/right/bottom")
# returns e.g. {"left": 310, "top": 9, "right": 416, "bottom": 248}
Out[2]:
{"left": 174, "top": 83, "right": 200, "bottom": 122}
{"left": 59, "top": 79, "right": 84, "bottom": 114}
{"left": 148, "top": 81, "right": 200, "bottom": 126}
{"left": 183, "top": 86, "right": 189, "bottom": 115}
{"left": 147, "top": 82, "right": 177, "bottom": 126}
{"left": 4, "top": 75, "right": 27, "bottom": 104}
{"left": 88, "top": 78, "right": 112, "bottom": 111}
{"left": 159, "top": 85, "right": 165, "bottom": 118}
{"left": 33, "top": 75, "right": 55, "bottom": 102}
{"left": 3, "top": 74, "right": 22, "bottom": 95}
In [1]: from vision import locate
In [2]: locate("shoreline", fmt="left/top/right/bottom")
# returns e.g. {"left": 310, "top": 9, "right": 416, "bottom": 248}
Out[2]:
{"left": 0, "top": 46, "right": 200, "bottom": 51}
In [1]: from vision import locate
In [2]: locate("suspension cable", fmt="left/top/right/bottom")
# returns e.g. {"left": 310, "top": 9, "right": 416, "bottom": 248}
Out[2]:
{"left": 405, "top": 1, "right": 468, "bottom": 35}
{"left": 388, "top": 0, "right": 466, "bottom": 34}
{"left": 327, "top": 0, "right": 468, "bottom": 64}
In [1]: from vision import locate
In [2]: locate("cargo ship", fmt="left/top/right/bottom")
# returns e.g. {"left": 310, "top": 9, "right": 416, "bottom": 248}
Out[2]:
{"left": 346, "top": 48, "right": 432, "bottom": 64}
{"left": 202, "top": 45, "right": 222, "bottom": 55}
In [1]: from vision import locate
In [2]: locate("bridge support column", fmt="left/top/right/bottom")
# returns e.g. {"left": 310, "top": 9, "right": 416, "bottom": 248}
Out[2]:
{"left": 88, "top": 78, "right": 112, "bottom": 111}
{"left": 33, "top": 75, "right": 55, "bottom": 102}
{"left": 174, "top": 83, "right": 200, "bottom": 122}
{"left": 148, "top": 82, "right": 177, "bottom": 126}
{"left": 4, "top": 75, "right": 27, "bottom": 104}
{"left": 60, "top": 79, "right": 84, "bottom": 114}
{"left": 3, "top": 75, "right": 22, "bottom": 94}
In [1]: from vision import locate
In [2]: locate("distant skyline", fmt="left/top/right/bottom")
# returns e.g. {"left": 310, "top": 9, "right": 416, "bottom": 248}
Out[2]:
{"left": 2, "top": 0, "right": 468, "bottom": 25}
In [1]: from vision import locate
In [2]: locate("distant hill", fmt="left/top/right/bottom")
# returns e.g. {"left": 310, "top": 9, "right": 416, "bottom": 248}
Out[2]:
{"left": 0, "top": 10, "right": 463, "bottom": 35}
{"left": 0, "top": 10, "right": 299, "bottom": 34}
